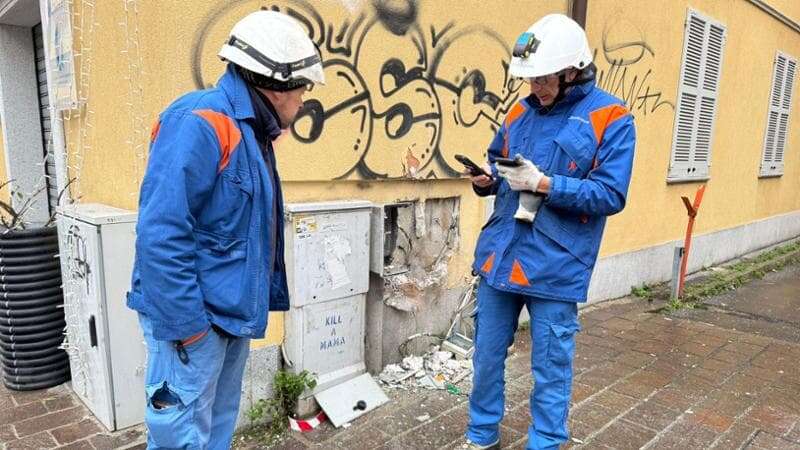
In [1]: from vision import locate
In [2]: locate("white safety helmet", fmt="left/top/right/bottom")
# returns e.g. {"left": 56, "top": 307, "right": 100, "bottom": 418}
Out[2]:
{"left": 219, "top": 10, "right": 325, "bottom": 89}
{"left": 509, "top": 14, "right": 593, "bottom": 78}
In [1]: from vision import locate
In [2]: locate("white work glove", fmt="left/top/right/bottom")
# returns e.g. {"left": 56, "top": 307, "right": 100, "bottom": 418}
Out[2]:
{"left": 496, "top": 155, "right": 544, "bottom": 222}
{"left": 496, "top": 155, "right": 544, "bottom": 192}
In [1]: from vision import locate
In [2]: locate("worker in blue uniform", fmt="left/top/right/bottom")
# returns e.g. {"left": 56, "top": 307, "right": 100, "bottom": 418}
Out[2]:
{"left": 462, "top": 14, "right": 636, "bottom": 450}
{"left": 127, "top": 10, "right": 325, "bottom": 450}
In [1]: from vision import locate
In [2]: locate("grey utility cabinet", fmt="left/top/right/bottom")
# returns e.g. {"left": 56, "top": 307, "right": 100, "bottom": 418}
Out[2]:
{"left": 58, "top": 204, "right": 144, "bottom": 431}
{"left": 283, "top": 201, "right": 388, "bottom": 426}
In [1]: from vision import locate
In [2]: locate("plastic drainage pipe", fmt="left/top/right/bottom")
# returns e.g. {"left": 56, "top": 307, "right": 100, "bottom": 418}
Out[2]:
{"left": 0, "top": 306, "right": 62, "bottom": 320}
{"left": 0, "top": 350, "right": 67, "bottom": 367}
{"left": 0, "top": 286, "right": 63, "bottom": 300}
{"left": 0, "top": 327, "right": 65, "bottom": 344}
{"left": 0, "top": 260, "right": 61, "bottom": 275}
{"left": 0, "top": 345, "right": 66, "bottom": 360}
{"left": 0, "top": 335, "right": 64, "bottom": 352}
{"left": 0, "top": 277, "right": 62, "bottom": 292}
{"left": 3, "top": 373, "right": 70, "bottom": 391}
{"left": 0, "top": 243, "right": 59, "bottom": 257}
{"left": 0, "top": 269, "right": 62, "bottom": 284}
{"left": 0, "top": 295, "right": 64, "bottom": 310}
{"left": 2, "top": 359, "right": 69, "bottom": 376}
{"left": 0, "top": 319, "right": 66, "bottom": 335}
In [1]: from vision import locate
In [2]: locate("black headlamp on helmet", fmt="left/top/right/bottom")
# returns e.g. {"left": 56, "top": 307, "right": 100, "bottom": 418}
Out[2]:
{"left": 512, "top": 32, "right": 541, "bottom": 59}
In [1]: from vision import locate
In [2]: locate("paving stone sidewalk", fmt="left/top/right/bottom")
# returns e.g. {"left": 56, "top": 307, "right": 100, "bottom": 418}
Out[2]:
{"left": 2, "top": 264, "right": 799, "bottom": 449}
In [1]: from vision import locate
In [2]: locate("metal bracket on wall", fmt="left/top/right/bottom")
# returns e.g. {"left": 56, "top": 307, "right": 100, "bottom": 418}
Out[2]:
{"left": 382, "top": 202, "right": 413, "bottom": 277}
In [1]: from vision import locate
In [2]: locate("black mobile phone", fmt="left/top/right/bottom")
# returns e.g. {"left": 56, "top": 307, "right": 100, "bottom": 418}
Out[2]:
{"left": 455, "top": 154, "right": 491, "bottom": 178}
{"left": 494, "top": 157, "right": 523, "bottom": 167}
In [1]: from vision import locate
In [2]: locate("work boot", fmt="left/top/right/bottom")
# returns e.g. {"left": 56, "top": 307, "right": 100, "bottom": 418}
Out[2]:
{"left": 460, "top": 438, "right": 500, "bottom": 449}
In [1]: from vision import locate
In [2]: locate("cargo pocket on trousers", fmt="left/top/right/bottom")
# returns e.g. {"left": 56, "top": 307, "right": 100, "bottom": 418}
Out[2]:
{"left": 548, "top": 321, "right": 581, "bottom": 366}
{"left": 144, "top": 381, "right": 200, "bottom": 448}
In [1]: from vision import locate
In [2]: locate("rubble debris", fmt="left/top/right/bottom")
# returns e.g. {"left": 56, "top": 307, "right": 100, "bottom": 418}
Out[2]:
{"left": 402, "top": 355, "right": 424, "bottom": 372}
{"left": 378, "top": 345, "right": 473, "bottom": 392}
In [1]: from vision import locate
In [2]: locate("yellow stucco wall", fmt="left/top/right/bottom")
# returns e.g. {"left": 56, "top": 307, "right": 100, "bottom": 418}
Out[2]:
{"left": 586, "top": 0, "right": 800, "bottom": 256}
{"left": 60, "top": 0, "right": 799, "bottom": 347}
{"left": 61, "top": 0, "right": 566, "bottom": 348}
{"left": 768, "top": 0, "right": 800, "bottom": 27}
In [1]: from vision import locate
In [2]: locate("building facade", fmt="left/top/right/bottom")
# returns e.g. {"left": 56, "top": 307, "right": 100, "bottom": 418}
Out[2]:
{"left": 0, "top": 0, "right": 798, "bottom": 427}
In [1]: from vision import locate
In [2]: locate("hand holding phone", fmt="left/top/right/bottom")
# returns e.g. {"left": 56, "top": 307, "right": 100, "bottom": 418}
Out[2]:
{"left": 455, "top": 154, "right": 491, "bottom": 178}
{"left": 494, "top": 156, "right": 523, "bottom": 167}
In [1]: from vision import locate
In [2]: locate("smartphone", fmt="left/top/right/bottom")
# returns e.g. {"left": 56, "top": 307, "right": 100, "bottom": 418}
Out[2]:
{"left": 455, "top": 154, "right": 491, "bottom": 178}
{"left": 494, "top": 157, "right": 523, "bottom": 167}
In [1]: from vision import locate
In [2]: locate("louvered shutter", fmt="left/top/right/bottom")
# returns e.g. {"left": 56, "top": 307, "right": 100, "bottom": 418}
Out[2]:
{"left": 761, "top": 52, "right": 796, "bottom": 177}
{"left": 668, "top": 10, "right": 726, "bottom": 182}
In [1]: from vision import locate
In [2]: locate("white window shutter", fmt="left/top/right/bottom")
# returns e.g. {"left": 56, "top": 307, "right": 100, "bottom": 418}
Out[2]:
{"left": 668, "top": 10, "right": 726, "bottom": 182}
{"left": 761, "top": 52, "right": 796, "bottom": 176}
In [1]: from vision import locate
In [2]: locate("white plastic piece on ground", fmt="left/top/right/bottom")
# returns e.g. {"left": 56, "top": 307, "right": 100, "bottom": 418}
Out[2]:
{"left": 315, "top": 373, "right": 389, "bottom": 428}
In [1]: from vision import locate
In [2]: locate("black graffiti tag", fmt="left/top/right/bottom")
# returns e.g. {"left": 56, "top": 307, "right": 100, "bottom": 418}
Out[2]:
{"left": 594, "top": 21, "right": 675, "bottom": 116}
{"left": 191, "top": 0, "right": 520, "bottom": 180}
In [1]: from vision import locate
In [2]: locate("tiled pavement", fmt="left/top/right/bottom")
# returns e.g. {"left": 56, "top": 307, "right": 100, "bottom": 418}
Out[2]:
{"left": 3, "top": 264, "right": 799, "bottom": 449}
{"left": 0, "top": 384, "right": 145, "bottom": 450}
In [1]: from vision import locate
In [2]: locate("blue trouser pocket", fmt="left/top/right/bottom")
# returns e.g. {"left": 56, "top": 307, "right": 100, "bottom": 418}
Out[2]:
{"left": 548, "top": 321, "right": 581, "bottom": 367}
{"left": 144, "top": 381, "right": 200, "bottom": 448}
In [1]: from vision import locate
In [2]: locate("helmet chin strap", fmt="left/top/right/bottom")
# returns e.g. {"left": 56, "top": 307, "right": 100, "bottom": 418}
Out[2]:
{"left": 549, "top": 63, "right": 597, "bottom": 107}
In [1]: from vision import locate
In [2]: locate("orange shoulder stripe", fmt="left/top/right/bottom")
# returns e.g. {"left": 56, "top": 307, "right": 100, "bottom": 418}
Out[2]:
{"left": 501, "top": 102, "right": 527, "bottom": 158}
{"left": 504, "top": 102, "right": 527, "bottom": 128}
{"left": 150, "top": 120, "right": 161, "bottom": 143}
{"left": 589, "top": 104, "right": 629, "bottom": 146}
{"left": 193, "top": 110, "right": 242, "bottom": 173}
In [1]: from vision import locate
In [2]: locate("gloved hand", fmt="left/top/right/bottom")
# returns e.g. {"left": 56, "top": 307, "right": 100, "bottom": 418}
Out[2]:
{"left": 515, "top": 192, "right": 543, "bottom": 222}
{"left": 496, "top": 155, "right": 544, "bottom": 192}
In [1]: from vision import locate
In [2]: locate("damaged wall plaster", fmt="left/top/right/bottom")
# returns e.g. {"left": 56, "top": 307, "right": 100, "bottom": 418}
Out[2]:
{"left": 361, "top": 196, "right": 466, "bottom": 366}
{"left": 384, "top": 197, "right": 460, "bottom": 313}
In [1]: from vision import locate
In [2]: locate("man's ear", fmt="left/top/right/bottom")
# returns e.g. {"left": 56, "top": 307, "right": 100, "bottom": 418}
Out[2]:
{"left": 566, "top": 69, "right": 579, "bottom": 82}
{"left": 261, "top": 88, "right": 284, "bottom": 106}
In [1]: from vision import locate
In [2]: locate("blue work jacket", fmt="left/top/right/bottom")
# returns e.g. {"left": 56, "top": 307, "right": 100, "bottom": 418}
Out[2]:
{"left": 127, "top": 65, "right": 289, "bottom": 341}
{"left": 473, "top": 80, "right": 636, "bottom": 302}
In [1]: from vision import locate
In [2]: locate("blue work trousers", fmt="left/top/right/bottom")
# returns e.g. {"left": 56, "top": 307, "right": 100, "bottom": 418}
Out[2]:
{"left": 466, "top": 281, "right": 580, "bottom": 450}
{"left": 139, "top": 314, "right": 250, "bottom": 450}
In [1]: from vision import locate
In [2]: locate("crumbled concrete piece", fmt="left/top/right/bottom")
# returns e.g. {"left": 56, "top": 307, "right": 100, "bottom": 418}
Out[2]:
{"left": 402, "top": 356, "right": 424, "bottom": 371}
{"left": 433, "top": 351, "right": 453, "bottom": 363}
{"left": 445, "top": 360, "right": 462, "bottom": 372}
{"left": 384, "top": 363, "right": 404, "bottom": 373}
{"left": 386, "top": 295, "right": 419, "bottom": 312}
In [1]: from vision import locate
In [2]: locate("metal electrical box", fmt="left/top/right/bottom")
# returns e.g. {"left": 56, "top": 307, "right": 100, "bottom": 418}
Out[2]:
{"left": 284, "top": 201, "right": 387, "bottom": 424}
{"left": 57, "top": 204, "right": 144, "bottom": 431}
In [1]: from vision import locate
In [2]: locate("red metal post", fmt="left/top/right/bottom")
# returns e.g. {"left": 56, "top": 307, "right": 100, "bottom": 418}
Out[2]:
{"left": 678, "top": 184, "right": 707, "bottom": 298}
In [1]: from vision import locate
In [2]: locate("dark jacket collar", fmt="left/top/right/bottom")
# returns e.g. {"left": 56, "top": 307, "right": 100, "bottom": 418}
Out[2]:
{"left": 246, "top": 83, "right": 283, "bottom": 144}
{"left": 218, "top": 64, "right": 282, "bottom": 143}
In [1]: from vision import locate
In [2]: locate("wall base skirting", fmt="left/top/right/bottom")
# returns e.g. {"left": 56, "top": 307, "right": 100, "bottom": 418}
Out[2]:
{"left": 587, "top": 210, "right": 800, "bottom": 304}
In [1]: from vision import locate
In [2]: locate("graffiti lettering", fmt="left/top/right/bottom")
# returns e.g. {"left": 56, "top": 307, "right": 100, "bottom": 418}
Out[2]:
{"left": 191, "top": 0, "right": 520, "bottom": 180}
{"left": 594, "top": 19, "right": 675, "bottom": 116}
